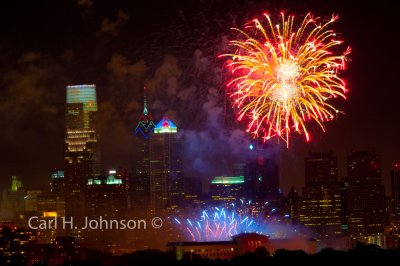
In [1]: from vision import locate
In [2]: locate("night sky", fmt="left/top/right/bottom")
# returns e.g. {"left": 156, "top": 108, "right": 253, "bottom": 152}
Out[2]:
{"left": 0, "top": 0, "right": 399, "bottom": 194}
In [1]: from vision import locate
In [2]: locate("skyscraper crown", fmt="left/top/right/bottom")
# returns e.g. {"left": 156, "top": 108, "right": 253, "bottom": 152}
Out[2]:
{"left": 134, "top": 86, "right": 155, "bottom": 139}
{"left": 154, "top": 115, "right": 177, "bottom": 134}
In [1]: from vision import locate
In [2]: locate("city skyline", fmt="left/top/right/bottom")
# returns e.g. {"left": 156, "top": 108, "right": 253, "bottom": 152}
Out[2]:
{"left": 0, "top": 0, "right": 399, "bottom": 194}
{"left": 1, "top": 84, "right": 399, "bottom": 261}
{"left": 2, "top": 1, "right": 400, "bottom": 263}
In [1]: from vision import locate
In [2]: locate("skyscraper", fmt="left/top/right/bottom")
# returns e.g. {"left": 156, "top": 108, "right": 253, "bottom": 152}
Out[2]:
{"left": 64, "top": 85, "right": 100, "bottom": 231}
{"left": 391, "top": 163, "right": 400, "bottom": 220}
{"left": 245, "top": 142, "right": 280, "bottom": 202}
{"left": 85, "top": 169, "right": 130, "bottom": 252}
{"left": 133, "top": 89, "right": 155, "bottom": 209}
{"left": 299, "top": 151, "right": 342, "bottom": 238}
{"left": 149, "top": 116, "right": 183, "bottom": 214}
{"left": 346, "top": 150, "right": 386, "bottom": 246}
{"left": 286, "top": 186, "right": 301, "bottom": 224}
{"left": 338, "top": 178, "right": 349, "bottom": 232}
{"left": 134, "top": 87, "right": 155, "bottom": 140}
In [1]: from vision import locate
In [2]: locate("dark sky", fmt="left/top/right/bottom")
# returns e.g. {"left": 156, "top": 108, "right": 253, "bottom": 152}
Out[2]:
{"left": 0, "top": 0, "right": 399, "bottom": 195}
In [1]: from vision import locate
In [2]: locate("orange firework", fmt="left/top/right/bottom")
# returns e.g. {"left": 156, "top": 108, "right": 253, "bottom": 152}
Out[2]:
{"left": 223, "top": 12, "right": 350, "bottom": 146}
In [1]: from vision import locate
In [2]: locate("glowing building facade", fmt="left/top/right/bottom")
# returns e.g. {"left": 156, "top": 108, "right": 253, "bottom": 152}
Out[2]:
{"left": 149, "top": 116, "right": 183, "bottom": 214}
{"left": 210, "top": 176, "right": 245, "bottom": 202}
{"left": 11, "top": 175, "right": 23, "bottom": 192}
{"left": 299, "top": 152, "right": 342, "bottom": 238}
{"left": 64, "top": 85, "right": 100, "bottom": 234}
{"left": 134, "top": 90, "right": 156, "bottom": 139}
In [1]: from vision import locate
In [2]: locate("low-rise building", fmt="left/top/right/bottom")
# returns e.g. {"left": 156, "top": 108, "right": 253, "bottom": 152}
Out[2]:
{"left": 167, "top": 233, "right": 317, "bottom": 260}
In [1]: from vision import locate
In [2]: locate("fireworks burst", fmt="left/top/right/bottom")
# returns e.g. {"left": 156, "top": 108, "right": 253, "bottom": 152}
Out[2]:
{"left": 223, "top": 12, "right": 350, "bottom": 146}
{"left": 174, "top": 207, "right": 265, "bottom": 242}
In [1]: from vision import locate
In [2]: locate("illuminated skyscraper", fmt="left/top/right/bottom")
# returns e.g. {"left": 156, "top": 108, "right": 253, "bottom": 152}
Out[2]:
{"left": 299, "top": 152, "right": 342, "bottom": 238}
{"left": 149, "top": 116, "right": 183, "bottom": 214}
{"left": 64, "top": 85, "right": 100, "bottom": 232}
{"left": 346, "top": 150, "right": 386, "bottom": 246}
{"left": 134, "top": 87, "right": 155, "bottom": 139}
{"left": 133, "top": 89, "right": 155, "bottom": 209}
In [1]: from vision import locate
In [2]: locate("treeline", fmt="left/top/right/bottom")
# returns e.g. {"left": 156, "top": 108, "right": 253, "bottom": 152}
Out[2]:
{"left": 33, "top": 242, "right": 400, "bottom": 266}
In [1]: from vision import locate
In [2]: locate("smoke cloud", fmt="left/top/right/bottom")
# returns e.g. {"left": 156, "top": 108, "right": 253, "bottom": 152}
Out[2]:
{"left": 98, "top": 10, "right": 129, "bottom": 36}
{"left": 146, "top": 47, "right": 252, "bottom": 185}
{"left": 0, "top": 52, "right": 66, "bottom": 188}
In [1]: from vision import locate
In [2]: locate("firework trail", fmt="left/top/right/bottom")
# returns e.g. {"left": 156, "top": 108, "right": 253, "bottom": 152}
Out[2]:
{"left": 174, "top": 207, "right": 265, "bottom": 242}
{"left": 223, "top": 12, "right": 350, "bottom": 146}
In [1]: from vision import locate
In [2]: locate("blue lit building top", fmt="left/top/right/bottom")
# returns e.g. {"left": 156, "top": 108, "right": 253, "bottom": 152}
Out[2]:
{"left": 154, "top": 115, "right": 178, "bottom": 134}
{"left": 51, "top": 170, "right": 64, "bottom": 179}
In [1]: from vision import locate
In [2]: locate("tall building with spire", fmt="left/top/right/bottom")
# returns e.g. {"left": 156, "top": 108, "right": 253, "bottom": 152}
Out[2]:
{"left": 133, "top": 87, "right": 156, "bottom": 209}
{"left": 64, "top": 84, "right": 100, "bottom": 234}
{"left": 134, "top": 87, "right": 155, "bottom": 139}
{"left": 149, "top": 115, "right": 183, "bottom": 214}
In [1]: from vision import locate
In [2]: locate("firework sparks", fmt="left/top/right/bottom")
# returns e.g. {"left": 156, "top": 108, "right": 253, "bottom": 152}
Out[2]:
{"left": 223, "top": 12, "right": 350, "bottom": 146}
{"left": 174, "top": 208, "right": 266, "bottom": 242}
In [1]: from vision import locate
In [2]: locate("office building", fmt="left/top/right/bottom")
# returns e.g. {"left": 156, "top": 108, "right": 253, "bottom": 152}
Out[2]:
{"left": 149, "top": 116, "right": 183, "bottom": 214}
{"left": 391, "top": 163, "right": 400, "bottom": 220}
{"left": 346, "top": 150, "right": 386, "bottom": 246}
{"left": 245, "top": 142, "right": 280, "bottom": 202}
{"left": 299, "top": 152, "right": 342, "bottom": 238}
{"left": 64, "top": 84, "right": 100, "bottom": 233}
{"left": 85, "top": 169, "right": 130, "bottom": 252}
{"left": 133, "top": 91, "right": 155, "bottom": 209}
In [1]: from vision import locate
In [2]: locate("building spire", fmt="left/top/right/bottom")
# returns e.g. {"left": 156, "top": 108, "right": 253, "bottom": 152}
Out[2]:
{"left": 134, "top": 85, "right": 155, "bottom": 139}
{"left": 143, "top": 85, "right": 148, "bottom": 116}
